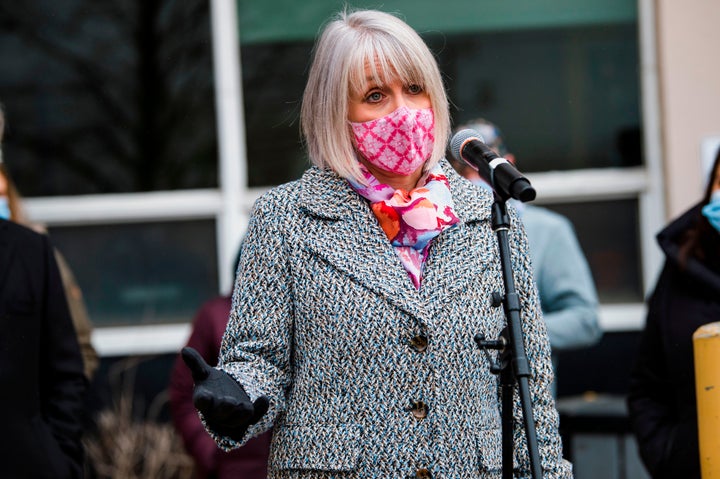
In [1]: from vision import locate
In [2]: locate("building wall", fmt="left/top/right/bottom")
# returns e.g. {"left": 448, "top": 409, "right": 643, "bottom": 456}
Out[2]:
{"left": 658, "top": 0, "right": 720, "bottom": 218}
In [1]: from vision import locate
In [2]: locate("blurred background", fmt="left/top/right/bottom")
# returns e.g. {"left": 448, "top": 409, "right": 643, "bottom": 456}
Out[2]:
{"left": 0, "top": 0, "right": 718, "bottom": 477}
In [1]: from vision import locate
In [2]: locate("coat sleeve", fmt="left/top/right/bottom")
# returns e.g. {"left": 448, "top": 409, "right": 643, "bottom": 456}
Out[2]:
{"left": 535, "top": 215, "right": 602, "bottom": 351}
{"left": 40, "top": 234, "right": 88, "bottom": 475}
{"left": 210, "top": 193, "right": 294, "bottom": 450}
{"left": 507, "top": 210, "right": 573, "bottom": 478}
{"left": 169, "top": 300, "right": 224, "bottom": 476}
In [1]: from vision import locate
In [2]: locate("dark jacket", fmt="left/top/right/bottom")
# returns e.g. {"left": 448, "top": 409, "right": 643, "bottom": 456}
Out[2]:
{"left": 0, "top": 219, "right": 87, "bottom": 479}
{"left": 628, "top": 204, "right": 720, "bottom": 479}
{"left": 169, "top": 296, "right": 272, "bottom": 479}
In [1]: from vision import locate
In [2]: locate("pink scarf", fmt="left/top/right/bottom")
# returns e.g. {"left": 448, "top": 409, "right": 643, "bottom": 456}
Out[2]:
{"left": 348, "top": 163, "right": 460, "bottom": 289}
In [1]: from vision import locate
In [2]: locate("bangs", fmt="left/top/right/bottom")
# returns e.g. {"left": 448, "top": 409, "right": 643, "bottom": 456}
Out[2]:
{"left": 347, "top": 34, "right": 427, "bottom": 97}
{"left": 302, "top": 9, "right": 450, "bottom": 182}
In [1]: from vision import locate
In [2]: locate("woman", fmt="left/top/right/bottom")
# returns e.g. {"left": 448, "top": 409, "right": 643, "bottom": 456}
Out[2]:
{"left": 0, "top": 104, "right": 98, "bottom": 380}
{"left": 628, "top": 148, "right": 720, "bottom": 479}
{"left": 0, "top": 106, "right": 87, "bottom": 478}
{"left": 184, "top": 9, "right": 570, "bottom": 478}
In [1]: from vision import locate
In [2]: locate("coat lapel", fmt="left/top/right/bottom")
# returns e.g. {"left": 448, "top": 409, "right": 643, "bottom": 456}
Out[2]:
{"left": 297, "top": 167, "right": 429, "bottom": 324}
{"left": 295, "top": 162, "right": 495, "bottom": 326}
{"left": 419, "top": 161, "right": 495, "bottom": 306}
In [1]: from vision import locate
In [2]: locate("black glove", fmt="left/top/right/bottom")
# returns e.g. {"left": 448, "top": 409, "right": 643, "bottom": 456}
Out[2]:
{"left": 181, "top": 347, "right": 269, "bottom": 441}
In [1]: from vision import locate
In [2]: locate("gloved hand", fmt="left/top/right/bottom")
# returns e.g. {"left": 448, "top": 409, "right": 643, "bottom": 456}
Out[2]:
{"left": 181, "top": 347, "right": 269, "bottom": 441}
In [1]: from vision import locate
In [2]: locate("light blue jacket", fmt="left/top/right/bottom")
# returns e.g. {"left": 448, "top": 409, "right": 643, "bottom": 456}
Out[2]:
{"left": 519, "top": 204, "right": 602, "bottom": 351}
{"left": 214, "top": 161, "right": 572, "bottom": 478}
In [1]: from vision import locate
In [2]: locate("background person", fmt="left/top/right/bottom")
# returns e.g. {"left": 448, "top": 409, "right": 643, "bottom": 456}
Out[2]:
{"left": 0, "top": 103, "right": 98, "bottom": 381}
{"left": 182, "top": 9, "right": 571, "bottom": 478}
{"left": 450, "top": 118, "right": 602, "bottom": 391}
{"left": 169, "top": 249, "right": 272, "bottom": 479}
{"left": 0, "top": 212, "right": 87, "bottom": 478}
{"left": 627, "top": 146, "right": 720, "bottom": 479}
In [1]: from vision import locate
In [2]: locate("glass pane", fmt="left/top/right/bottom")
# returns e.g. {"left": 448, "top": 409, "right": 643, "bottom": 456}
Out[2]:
{"left": 0, "top": 0, "right": 218, "bottom": 196}
{"left": 240, "top": 18, "right": 640, "bottom": 186}
{"left": 539, "top": 199, "right": 643, "bottom": 303}
{"left": 47, "top": 220, "right": 218, "bottom": 326}
{"left": 434, "top": 25, "right": 642, "bottom": 172}
{"left": 241, "top": 41, "right": 312, "bottom": 187}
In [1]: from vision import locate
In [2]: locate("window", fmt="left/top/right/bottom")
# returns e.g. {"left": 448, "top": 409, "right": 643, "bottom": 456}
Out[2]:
{"left": 543, "top": 199, "right": 643, "bottom": 303}
{"left": 0, "top": 1, "right": 217, "bottom": 195}
{"left": 49, "top": 220, "right": 218, "bottom": 327}
{"left": 238, "top": 1, "right": 651, "bottom": 311}
{"left": 0, "top": 0, "right": 661, "bottom": 355}
{"left": 242, "top": 41, "right": 311, "bottom": 187}
{"left": 434, "top": 25, "right": 641, "bottom": 172}
{"left": 0, "top": 0, "right": 232, "bottom": 354}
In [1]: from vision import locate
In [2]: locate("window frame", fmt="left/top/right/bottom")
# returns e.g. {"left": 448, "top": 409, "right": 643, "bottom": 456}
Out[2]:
{"left": 24, "top": 0, "right": 664, "bottom": 356}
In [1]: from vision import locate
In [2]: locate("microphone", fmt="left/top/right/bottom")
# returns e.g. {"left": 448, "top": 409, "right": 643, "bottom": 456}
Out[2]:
{"left": 450, "top": 129, "right": 536, "bottom": 202}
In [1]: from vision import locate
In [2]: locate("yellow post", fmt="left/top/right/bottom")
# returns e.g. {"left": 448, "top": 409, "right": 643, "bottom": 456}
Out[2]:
{"left": 694, "top": 322, "right": 720, "bottom": 478}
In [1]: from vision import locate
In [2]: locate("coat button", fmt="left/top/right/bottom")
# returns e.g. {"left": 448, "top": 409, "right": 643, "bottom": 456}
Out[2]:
{"left": 416, "top": 468, "right": 432, "bottom": 478}
{"left": 409, "top": 335, "right": 428, "bottom": 352}
{"left": 410, "top": 401, "right": 428, "bottom": 420}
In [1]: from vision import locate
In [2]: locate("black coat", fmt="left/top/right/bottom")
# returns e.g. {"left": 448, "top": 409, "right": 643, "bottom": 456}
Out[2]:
{"left": 0, "top": 219, "right": 87, "bottom": 478}
{"left": 628, "top": 204, "right": 720, "bottom": 479}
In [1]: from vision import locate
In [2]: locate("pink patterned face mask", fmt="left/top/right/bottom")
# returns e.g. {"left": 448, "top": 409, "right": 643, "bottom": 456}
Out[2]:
{"left": 350, "top": 106, "right": 435, "bottom": 176}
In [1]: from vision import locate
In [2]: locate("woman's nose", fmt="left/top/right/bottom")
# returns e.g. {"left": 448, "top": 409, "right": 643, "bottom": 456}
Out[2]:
{"left": 389, "top": 90, "right": 410, "bottom": 110}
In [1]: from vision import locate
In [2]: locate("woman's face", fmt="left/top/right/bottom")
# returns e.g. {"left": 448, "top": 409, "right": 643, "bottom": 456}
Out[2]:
{"left": 711, "top": 162, "right": 720, "bottom": 196}
{"left": 0, "top": 171, "right": 7, "bottom": 197}
{"left": 347, "top": 66, "right": 431, "bottom": 123}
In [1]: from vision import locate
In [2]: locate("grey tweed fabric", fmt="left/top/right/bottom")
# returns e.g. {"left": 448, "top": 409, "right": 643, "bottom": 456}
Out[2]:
{"left": 212, "top": 159, "right": 573, "bottom": 478}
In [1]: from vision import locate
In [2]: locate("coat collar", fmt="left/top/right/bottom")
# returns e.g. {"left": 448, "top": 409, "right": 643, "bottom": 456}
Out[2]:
{"left": 295, "top": 160, "right": 493, "bottom": 328}
{"left": 658, "top": 203, "right": 720, "bottom": 294}
{"left": 441, "top": 158, "right": 493, "bottom": 225}
{"left": 298, "top": 159, "right": 491, "bottom": 225}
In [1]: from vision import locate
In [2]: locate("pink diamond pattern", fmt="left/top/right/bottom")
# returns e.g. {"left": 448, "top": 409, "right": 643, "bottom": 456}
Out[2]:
{"left": 351, "top": 107, "right": 435, "bottom": 175}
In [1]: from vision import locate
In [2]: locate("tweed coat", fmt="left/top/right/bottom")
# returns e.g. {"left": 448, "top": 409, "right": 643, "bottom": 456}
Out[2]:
{"left": 213, "top": 160, "right": 572, "bottom": 478}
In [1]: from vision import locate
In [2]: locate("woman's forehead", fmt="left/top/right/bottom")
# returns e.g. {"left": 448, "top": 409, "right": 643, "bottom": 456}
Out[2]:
{"left": 351, "top": 56, "right": 418, "bottom": 89}
{"left": 362, "top": 58, "right": 398, "bottom": 83}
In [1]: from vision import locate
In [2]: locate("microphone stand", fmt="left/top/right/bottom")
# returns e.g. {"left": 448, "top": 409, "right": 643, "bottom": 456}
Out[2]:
{"left": 475, "top": 195, "right": 543, "bottom": 479}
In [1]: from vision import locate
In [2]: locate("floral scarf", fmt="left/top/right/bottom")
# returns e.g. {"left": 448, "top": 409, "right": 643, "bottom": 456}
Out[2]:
{"left": 348, "top": 163, "right": 460, "bottom": 289}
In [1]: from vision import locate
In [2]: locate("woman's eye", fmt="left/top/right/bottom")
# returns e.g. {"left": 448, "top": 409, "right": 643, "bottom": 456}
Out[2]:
{"left": 366, "top": 92, "right": 383, "bottom": 103}
{"left": 408, "top": 84, "right": 422, "bottom": 94}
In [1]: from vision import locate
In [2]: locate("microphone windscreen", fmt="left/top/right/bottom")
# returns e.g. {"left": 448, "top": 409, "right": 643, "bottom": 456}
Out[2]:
{"left": 450, "top": 129, "right": 484, "bottom": 163}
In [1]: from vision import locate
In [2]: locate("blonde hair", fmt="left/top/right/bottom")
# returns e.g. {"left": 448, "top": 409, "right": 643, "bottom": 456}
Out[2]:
{"left": 300, "top": 9, "right": 450, "bottom": 183}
